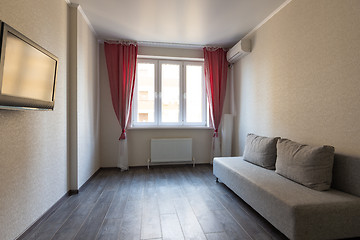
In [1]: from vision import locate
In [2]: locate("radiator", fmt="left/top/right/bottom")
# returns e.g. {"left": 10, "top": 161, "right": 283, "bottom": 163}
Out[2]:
{"left": 149, "top": 138, "right": 194, "bottom": 168}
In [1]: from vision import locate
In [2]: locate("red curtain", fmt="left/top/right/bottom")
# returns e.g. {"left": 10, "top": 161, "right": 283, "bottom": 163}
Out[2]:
{"left": 203, "top": 47, "right": 228, "bottom": 138}
{"left": 104, "top": 42, "right": 138, "bottom": 140}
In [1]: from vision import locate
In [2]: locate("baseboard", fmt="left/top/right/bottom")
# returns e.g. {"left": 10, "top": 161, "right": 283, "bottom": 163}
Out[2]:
{"left": 121, "top": 163, "right": 212, "bottom": 169}
{"left": 16, "top": 167, "right": 101, "bottom": 240}
{"left": 68, "top": 189, "right": 79, "bottom": 195}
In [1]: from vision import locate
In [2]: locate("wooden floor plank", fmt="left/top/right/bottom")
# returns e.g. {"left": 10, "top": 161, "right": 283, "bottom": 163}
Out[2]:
{"left": 160, "top": 213, "right": 184, "bottom": 240}
{"left": 105, "top": 171, "right": 133, "bottom": 219}
{"left": 206, "top": 231, "right": 231, "bottom": 240}
{"left": 213, "top": 209, "right": 252, "bottom": 240}
{"left": 20, "top": 165, "right": 289, "bottom": 240}
{"left": 73, "top": 191, "right": 115, "bottom": 240}
{"left": 95, "top": 218, "right": 122, "bottom": 240}
{"left": 141, "top": 197, "right": 162, "bottom": 239}
{"left": 173, "top": 198, "right": 207, "bottom": 240}
{"left": 118, "top": 211, "right": 141, "bottom": 240}
{"left": 52, "top": 215, "right": 87, "bottom": 240}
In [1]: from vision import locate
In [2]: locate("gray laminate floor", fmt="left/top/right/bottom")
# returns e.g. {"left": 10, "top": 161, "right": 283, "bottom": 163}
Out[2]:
{"left": 20, "top": 165, "right": 288, "bottom": 240}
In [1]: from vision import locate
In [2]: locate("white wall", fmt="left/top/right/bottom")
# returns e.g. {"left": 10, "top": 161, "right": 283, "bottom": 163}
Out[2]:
{"left": 76, "top": 6, "right": 100, "bottom": 188}
{"left": 232, "top": 0, "right": 360, "bottom": 159}
{"left": 0, "top": 0, "right": 68, "bottom": 239}
{"left": 99, "top": 45, "right": 213, "bottom": 167}
{"left": 69, "top": 5, "right": 100, "bottom": 189}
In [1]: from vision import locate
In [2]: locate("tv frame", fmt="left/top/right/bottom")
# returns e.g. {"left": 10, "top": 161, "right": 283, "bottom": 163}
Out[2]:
{"left": 0, "top": 20, "right": 58, "bottom": 111}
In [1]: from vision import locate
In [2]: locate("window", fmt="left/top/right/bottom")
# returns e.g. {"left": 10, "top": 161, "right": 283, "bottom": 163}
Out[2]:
{"left": 132, "top": 58, "right": 207, "bottom": 127}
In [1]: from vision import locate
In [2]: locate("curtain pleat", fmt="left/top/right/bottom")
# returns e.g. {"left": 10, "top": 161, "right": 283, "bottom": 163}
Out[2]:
{"left": 104, "top": 42, "right": 138, "bottom": 170}
{"left": 203, "top": 47, "right": 228, "bottom": 161}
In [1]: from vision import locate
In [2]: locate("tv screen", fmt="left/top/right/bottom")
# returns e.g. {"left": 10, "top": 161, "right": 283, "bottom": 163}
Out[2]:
{"left": 0, "top": 21, "right": 58, "bottom": 110}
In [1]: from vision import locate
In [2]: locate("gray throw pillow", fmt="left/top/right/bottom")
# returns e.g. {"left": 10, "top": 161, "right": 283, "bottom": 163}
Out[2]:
{"left": 243, "top": 133, "right": 280, "bottom": 169}
{"left": 275, "top": 139, "right": 335, "bottom": 191}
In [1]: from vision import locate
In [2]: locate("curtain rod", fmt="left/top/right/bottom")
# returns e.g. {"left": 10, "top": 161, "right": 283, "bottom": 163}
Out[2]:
{"left": 99, "top": 39, "right": 228, "bottom": 50}
{"left": 98, "top": 39, "right": 204, "bottom": 49}
{"left": 138, "top": 41, "right": 228, "bottom": 51}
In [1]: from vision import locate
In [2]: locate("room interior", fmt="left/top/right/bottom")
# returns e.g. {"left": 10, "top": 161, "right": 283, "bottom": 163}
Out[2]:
{"left": 0, "top": 0, "right": 359, "bottom": 239}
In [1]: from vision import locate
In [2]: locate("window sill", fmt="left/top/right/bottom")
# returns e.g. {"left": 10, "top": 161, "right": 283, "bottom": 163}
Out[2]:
{"left": 128, "top": 126, "right": 213, "bottom": 130}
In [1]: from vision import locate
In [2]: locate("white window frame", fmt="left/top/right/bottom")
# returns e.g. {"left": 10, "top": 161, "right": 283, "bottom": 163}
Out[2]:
{"left": 159, "top": 60, "right": 182, "bottom": 126}
{"left": 183, "top": 61, "right": 207, "bottom": 126}
{"left": 132, "top": 59, "right": 158, "bottom": 127}
{"left": 132, "top": 58, "right": 207, "bottom": 127}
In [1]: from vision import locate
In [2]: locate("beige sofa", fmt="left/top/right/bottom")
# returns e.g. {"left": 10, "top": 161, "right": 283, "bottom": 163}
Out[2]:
{"left": 214, "top": 152, "right": 360, "bottom": 239}
{"left": 213, "top": 138, "right": 360, "bottom": 240}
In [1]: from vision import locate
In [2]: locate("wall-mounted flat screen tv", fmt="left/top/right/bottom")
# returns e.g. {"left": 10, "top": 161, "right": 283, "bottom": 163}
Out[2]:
{"left": 0, "top": 21, "right": 58, "bottom": 110}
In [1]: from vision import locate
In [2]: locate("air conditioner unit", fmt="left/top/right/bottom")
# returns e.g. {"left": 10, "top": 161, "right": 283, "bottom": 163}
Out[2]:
{"left": 227, "top": 39, "right": 251, "bottom": 63}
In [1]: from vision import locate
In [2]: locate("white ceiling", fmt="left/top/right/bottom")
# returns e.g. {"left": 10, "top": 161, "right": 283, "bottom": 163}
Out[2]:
{"left": 69, "top": 0, "right": 287, "bottom": 48}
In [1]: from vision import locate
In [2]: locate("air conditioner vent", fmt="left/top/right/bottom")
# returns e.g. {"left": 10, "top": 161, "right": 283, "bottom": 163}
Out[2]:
{"left": 227, "top": 39, "right": 251, "bottom": 63}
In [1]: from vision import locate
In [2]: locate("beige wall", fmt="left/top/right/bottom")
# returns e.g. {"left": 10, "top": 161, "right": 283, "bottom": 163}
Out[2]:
{"left": 69, "top": 5, "right": 78, "bottom": 190}
{"left": 99, "top": 45, "right": 213, "bottom": 167}
{"left": 0, "top": 0, "right": 68, "bottom": 239}
{"left": 233, "top": 0, "right": 360, "bottom": 159}
{"left": 74, "top": 6, "right": 100, "bottom": 188}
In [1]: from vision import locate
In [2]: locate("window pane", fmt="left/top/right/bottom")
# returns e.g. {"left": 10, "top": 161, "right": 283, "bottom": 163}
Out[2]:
{"left": 136, "top": 63, "right": 155, "bottom": 122}
{"left": 186, "top": 65, "right": 203, "bottom": 123}
{"left": 161, "top": 63, "right": 180, "bottom": 122}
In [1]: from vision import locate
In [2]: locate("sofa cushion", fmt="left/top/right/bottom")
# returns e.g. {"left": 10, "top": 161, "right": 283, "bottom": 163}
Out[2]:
{"left": 332, "top": 154, "right": 360, "bottom": 197}
{"left": 275, "top": 139, "right": 335, "bottom": 191}
{"left": 243, "top": 133, "right": 279, "bottom": 169}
